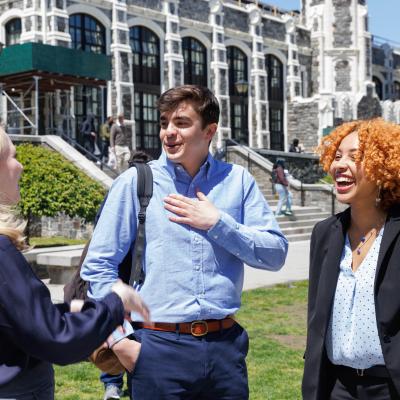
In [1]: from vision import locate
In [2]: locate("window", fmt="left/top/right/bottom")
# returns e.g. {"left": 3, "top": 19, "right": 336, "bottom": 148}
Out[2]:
{"left": 266, "top": 55, "right": 284, "bottom": 150}
{"left": 373, "top": 76, "right": 383, "bottom": 100}
{"left": 182, "top": 37, "right": 207, "bottom": 86}
{"left": 69, "top": 14, "right": 106, "bottom": 54}
{"left": 130, "top": 26, "right": 161, "bottom": 158}
{"left": 74, "top": 86, "right": 104, "bottom": 144}
{"left": 130, "top": 26, "right": 160, "bottom": 85}
{"left": 5, "top": 18, "right": 21, "bottom": 46}
{"left": 394, "top": 81, "right": 400, "bottom": 100}
{"left": 266, "top": 54, "right": 284, "bottom": 101}
{"left": 227, "top": 46, "right": 248, "bottom": 144}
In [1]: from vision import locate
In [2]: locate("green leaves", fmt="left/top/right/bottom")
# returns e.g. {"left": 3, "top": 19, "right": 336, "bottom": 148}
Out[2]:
{"left": 16, "top": 144, "right": 105, "bottom": 222}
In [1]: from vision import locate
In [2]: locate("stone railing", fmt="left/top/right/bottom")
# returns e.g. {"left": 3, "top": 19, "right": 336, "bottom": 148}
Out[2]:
{"left": 225, "top": 144, "right": 346, "bottom": 214}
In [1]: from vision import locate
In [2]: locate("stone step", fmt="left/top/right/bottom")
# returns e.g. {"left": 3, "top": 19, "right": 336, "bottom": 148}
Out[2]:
{"left": 275, "top": 211, "right": 331, "bottom": 221}
{"left": 272, "top": 206, "right": 327, "bottom": 215}
{"left": 280, "top": 225, "right": 314, "bottom": 235}
{"left": 285, "top": 232, "right": 312, "bottom": 242}
{"left": 278, "top": 218, "right": 324, "bottom": 228}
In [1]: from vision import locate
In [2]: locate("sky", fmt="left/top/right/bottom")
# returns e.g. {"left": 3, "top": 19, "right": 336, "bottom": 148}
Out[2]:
{"left": 262, "top": 0, "right": 400, "bottom": 44}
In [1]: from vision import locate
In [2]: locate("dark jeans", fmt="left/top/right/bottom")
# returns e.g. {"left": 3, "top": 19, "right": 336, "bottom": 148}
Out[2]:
{"left": 330, "top": 371, "right": 400, "bottom": 399}
{"left": 128, "top": 322, "right": 249, "bottom": 400}
{"left": 0, "top": 361, "right": 54, "bottom": 399}
{"left": 100, "top": 372, "right": 124, "bottom": 389}
{"left": 101, "top": 139, "right": 110, "bottom": 161}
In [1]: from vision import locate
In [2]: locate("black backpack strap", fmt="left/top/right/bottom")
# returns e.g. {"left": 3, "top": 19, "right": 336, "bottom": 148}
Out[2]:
{"left": 129, "top": 163, "right": 153, "bottom": 286}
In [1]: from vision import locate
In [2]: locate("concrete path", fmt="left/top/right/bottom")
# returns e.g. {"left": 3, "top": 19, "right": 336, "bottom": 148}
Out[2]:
{"left": 45, "top": 240, "right": 310, "bottom": 303}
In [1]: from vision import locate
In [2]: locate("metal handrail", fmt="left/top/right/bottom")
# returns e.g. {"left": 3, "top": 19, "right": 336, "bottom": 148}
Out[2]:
{"left": 60, "top": 134, "right": 118, "bottom": 178}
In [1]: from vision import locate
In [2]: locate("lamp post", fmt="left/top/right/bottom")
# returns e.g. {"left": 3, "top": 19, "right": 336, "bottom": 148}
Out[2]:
{"left": 234, "top": 79, "right": 248, "bottom": 144}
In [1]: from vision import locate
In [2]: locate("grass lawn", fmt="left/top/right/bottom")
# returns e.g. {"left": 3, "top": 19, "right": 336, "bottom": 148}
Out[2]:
{"left": 30, "top": 236, "right": 87, "bottom": 247}
{"left": 54, "top": 281, "right": 308, "bottom": 399}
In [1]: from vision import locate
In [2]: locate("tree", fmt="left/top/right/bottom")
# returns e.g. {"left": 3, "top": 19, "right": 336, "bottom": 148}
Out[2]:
{"left": 16, "top": 144, "right": 106, "bottom": 238}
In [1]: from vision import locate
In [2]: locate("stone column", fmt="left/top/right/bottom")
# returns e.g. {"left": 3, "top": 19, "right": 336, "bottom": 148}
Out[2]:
{"left": 284, "top": 15, "right": 301, "bottom": 99}
{"left": 248, "top": 5, "right": 268, "bottom": 148}
{"left": 209, "top": 0, "right": 230, "bottom": 148}
{"left": 162, "top": 0, "right": 184, "bottom": 90}
{"left": 111, "top": 0, "right": 135, "bottom": 146}
{"left": 46, "top": 0, "right": 71, "bottom": 46}
{"left": 20, "top": 0, "right": 45, "bottom": 43}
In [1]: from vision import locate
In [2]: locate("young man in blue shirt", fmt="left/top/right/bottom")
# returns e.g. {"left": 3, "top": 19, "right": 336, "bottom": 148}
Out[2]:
{"left": 82, "top": 85, "right": 288, "bottom": 399}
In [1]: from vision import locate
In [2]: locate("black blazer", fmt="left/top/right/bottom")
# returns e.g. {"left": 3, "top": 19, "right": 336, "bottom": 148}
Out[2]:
{"left": 0, "top": 235, "right": 124, "bottom": 387}
{"left": 302, "top": 205, "right": 400, "bottom": 399}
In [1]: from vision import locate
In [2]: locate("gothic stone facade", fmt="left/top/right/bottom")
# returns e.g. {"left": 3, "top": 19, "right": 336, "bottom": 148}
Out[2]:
{"left": 0, "top": 0, "right": 399, "bottom": 154}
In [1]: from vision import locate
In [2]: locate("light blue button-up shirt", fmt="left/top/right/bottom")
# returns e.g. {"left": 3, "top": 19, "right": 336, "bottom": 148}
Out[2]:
{"left": 326, "top": 228, "right": 385, "bottom": 369}
{"left": 81, "top": 152, "right": 288, "bottom": 325}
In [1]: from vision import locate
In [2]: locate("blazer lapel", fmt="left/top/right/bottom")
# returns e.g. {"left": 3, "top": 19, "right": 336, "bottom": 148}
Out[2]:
{"left": 375, "top": 206, "right": 400, "bottom": 290}
{"left": 314, "top": 209, "right": 350, "bottom": 335}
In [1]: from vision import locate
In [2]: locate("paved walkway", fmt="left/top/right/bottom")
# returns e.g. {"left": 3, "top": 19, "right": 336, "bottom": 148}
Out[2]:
{"left": 46, "top": 240, "right": 310, "bottom": 303}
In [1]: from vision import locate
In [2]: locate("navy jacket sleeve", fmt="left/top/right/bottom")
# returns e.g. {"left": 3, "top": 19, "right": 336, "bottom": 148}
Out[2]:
{"left": 0, "top": 236, "right": 124, "bottom": 366}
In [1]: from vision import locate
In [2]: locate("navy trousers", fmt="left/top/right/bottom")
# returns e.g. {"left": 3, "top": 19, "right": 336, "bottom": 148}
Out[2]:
{"left": 128, "top": 322, "right": 249, "bottom": 400}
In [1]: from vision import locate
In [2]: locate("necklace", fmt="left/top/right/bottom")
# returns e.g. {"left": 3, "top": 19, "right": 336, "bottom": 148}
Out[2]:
{"left": 354, "top": 229, "right": 376, "bottom": 255}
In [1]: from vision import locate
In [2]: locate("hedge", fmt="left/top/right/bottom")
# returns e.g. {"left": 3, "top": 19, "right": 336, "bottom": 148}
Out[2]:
{"left": 16, "top": 143, "right": 106, "bottom": 223}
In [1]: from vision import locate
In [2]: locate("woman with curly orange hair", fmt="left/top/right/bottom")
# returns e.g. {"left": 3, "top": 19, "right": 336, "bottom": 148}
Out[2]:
{"left": 302, "top": 118, "right": 400, "bottom": 400}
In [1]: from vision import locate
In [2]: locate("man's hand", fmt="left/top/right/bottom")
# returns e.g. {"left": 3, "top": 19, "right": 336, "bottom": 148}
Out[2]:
{"left": 112, "top": 337, "right": 141, "bottom": 373}
{"left": 164, "top": 191, "right": 220, "bottom": 230}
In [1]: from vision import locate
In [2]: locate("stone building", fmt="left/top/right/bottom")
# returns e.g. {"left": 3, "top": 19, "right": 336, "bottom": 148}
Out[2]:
{"left": 0, "top": 0, "right": 399, "bottom": 157}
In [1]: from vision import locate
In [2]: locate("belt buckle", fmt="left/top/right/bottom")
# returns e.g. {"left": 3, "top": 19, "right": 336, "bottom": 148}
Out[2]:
{"left": 356, "top": 369, "right": 364, "bottom": 377}
{"left": 191, "top": 320, "right": 208, "bottom": 337}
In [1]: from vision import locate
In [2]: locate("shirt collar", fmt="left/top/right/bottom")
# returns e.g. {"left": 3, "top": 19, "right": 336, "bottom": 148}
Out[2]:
{"left": 158, "top": 151, "right": 216, "bottom": 181}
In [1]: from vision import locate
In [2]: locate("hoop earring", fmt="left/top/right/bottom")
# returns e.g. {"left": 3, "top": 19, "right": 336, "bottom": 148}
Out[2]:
{"left": 375, "top": 185, "right": 382, "bottom": 208}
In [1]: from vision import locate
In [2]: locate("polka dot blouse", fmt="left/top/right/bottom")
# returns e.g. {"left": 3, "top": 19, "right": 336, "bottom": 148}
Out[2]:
{"left": 325, "top": 227, "right": 385, "bottom": 369}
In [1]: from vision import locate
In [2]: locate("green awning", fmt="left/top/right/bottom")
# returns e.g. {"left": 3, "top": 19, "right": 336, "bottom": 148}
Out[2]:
{"left": 0, "top": 42, "right": 111, "bottom": 84}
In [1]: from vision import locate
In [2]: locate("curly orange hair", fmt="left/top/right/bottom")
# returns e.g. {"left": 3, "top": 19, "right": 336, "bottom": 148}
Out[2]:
{"left": 317, "top": 118, "right": 400, "bottom": 211}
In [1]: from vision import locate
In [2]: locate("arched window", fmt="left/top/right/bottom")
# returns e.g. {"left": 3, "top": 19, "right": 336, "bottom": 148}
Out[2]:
{"left": 266, "top": 54, "right": 284, "bottom": 150}
{"left": 5, "top": 18, "right": 21, "bottom": 46}
{"left": 227, "top": 46, "right": 248, "bottom": 144}
{"left": 69, "top": 14, "right": 106, "bottom": 146}
{"left": 130, "top": 26, "right": 161, "bottom": 158}
{"left": 182, "top": 37, "right": 207, "bottom": 86}
{"left": 393, "top": 81, "right": 400, "bottom": 101}
{"left": 69, "top": 14, "right": 106, "bottom": 54}
{"left": 373, "top": 76, "right": 383, "bottom": 100}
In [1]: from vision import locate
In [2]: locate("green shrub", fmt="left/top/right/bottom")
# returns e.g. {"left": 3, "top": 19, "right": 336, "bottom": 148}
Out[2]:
{"left": 16, "top": 144, "right": 105, "bottom": 223}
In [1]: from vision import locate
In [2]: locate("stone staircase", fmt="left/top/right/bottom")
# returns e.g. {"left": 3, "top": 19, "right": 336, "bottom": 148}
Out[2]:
{"left": 260, "top": 185, "right": 330, "bottom": 241}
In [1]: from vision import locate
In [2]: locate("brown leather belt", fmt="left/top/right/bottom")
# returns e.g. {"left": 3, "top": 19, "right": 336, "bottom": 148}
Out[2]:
{"left": 133, "top": 317, "right": 236, "bottom": 337}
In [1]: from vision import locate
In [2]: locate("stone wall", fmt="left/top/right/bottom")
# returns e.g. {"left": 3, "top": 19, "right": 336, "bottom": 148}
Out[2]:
{"left": 299, "top": 54, "right": 312, "bottom": 97}
{"left": 332, "top": 0, "right": 352, "bottom": 48}
{"left": 127, "top": 0, "right": 161, "bottom": 11}
{"left": 335, "top": 60, "right": 351, "bottom": 91}
{"left": 357, "top": 88, "right": 382, "bottom": 119}
{"left": 31, "top": 214, "right": 94, "bottom": 240}
{"left": 296, "top": 28, "right": 311, "bottom": 48}
{"left": 179, "top": 0, "right": 209, "bottom": 22}
{"left": 224, "top": 7, "right": 248, "bottom": 32}
{"left": 311, "top": 38, "right": 320, "bottom": 95}
{"left": 287, "top": 100, "right": 319, "bottom": 152}
{"left": 262, "top": 18, "right": 286, "bottom": 42}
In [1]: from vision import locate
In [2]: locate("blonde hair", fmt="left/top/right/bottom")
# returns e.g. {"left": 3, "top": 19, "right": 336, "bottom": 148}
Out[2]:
{"left": 0, "top": 127, "right": 26, "bottom": 250}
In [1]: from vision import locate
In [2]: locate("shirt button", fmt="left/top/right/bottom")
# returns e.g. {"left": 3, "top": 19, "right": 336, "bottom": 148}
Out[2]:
{"left": 257, "top": 259, "right": 262, "bottom": 263}
{"left": 213, "top": 235, "right": 218, "bottom": 239}
{"left": 195, "top": 265, "right": 200, "bottom": 271}
{"left": 383, "top": 335, "right": 391, "bottom": 344}
{"left": 236, "top": 252, "right": 240, "bottom": 256}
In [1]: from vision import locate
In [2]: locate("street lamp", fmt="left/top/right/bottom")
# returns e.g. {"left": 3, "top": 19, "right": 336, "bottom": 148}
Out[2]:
{"left": 234, "top": 79, "right": 248, "bottom": 144}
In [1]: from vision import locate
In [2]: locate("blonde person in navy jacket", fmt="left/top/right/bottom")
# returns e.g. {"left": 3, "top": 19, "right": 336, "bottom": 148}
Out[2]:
{"left": 0, "top": 127, "right": 150, "bottom": 399}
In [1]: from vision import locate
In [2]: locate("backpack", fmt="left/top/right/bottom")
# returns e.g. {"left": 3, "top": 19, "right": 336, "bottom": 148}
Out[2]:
{"left": 63, "top": 163, "right": 153, "bottom": 303}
